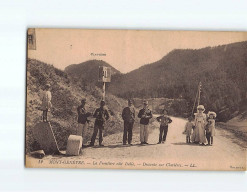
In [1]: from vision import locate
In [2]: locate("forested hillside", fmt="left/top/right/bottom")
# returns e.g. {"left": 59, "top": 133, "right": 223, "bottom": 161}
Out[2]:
{"left": 108, "top": 41, "right": 247, "bottom": 121}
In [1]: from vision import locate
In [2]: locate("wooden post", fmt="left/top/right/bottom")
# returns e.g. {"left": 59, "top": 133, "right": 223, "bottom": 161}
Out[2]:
{"left": 152, "top": 98, "right": 154, "bottom": 111}
{"left": 102, "top": 82, "right": 106, "bottom": 101}
{"left": 198, "top": 82, "right": 201, "bottom": 106}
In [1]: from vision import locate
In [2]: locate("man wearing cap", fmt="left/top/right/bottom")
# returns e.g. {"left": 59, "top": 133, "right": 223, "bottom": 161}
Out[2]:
{"left": 77, "top": 98, "right": 91, "bottom": 147}
{"left": 89, "top": 100, "right": 110, "bottom": 146}
{"left": 122, "top": 99, "right": 135, "bottom": 145}
{"left": 138, "top": 100, "right": 153, "bottom": 144}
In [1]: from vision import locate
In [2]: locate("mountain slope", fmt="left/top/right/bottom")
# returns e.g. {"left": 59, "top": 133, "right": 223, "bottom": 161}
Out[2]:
{"left": 108, "top": 41, "right": 247, "bottom": 121}
{"left": 26, "top": 59, "right": 126, "bottom": 153}
{"left": 65, "top": 60, "right": 121, "bottom": 87}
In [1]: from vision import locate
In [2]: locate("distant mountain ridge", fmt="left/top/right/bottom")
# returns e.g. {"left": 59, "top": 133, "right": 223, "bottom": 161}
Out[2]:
{"left": 108, "top": 41, "right": 247, "bottom": 121}
{"left": 65, "top": 60, "right": 121, "bottom": 86}
{"left": 64, "top": 41, "right": 247, "bottom": 121}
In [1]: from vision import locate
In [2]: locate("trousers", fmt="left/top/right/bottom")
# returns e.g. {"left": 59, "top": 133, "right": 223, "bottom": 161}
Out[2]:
{"left": 159, "top": 125, "right": 168, "bottom": 143}
{"left": 123, "top": 121, "right": 134, "bottom": 144}
{"left": 77, "top": 123, "right": 88, "bottom": 145}
{"left": 90, "top": 124, "right": 104, "bottom": 145}
{"left": 140, "top": 124, "right": 149, "bottom": 143}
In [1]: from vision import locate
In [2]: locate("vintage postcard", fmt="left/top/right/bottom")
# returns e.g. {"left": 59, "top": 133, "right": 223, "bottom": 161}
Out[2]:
{"left": 25, "top": 28, "right": 247, "bottom": 171}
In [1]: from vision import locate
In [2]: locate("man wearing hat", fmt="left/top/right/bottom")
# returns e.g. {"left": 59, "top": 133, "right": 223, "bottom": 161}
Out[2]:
{"left": 77, "top": 98, "right": 91, "bottom": 147}
{"left": 122, "top": 99, "right": 135, "bottom": 145}
{"left": 89, "top": 100, "right": 110, "bottom": 146}
{"left": 138, "top": 100, "right": 153, "bottom": 144}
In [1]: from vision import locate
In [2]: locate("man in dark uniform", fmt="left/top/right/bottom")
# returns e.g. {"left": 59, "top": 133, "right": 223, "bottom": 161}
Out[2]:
{"left": 89, "top": 100, "right": 110, "bottom": 146}
{"left": 122, "top": 99, "right": 135, "bottom": 145}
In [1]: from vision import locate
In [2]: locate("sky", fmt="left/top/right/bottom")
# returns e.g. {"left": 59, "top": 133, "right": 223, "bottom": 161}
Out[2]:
{"left": 28, "top": 29, "right": 247, "bottom": 73}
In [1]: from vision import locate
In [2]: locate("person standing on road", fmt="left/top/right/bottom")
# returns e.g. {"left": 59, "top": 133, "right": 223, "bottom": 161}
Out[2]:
{"left": 183, "top": 116, "right": 194, "bottom": 144}
{"left": 122, "top": 99, "right": 135, "bottom": 145}
{"left": 156, "top": 109, "right": 172, "bottom": 144}
{"left": 138, "top": 100, "right": 153, "bottom": 145}
{"left": 77, "top": 98, "right": 92, "bottom": 147}
{"left": 89, "top": 100, "right": 110, "bottom": 147}
{"left": 191, "top": 105, "right": 207, "bottom": 145}
{"left": 206, "top": 111, "right": 217, "bottom": 146}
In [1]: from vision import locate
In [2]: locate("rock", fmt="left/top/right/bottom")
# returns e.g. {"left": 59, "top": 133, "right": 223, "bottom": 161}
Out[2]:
{"left": 32, "top": 122, "right": 60, "bottom": 154}
{"left": 66, "top": 135, "right": 82, "bottom": 156}
{"left": 30, "top": 150, "right": 45, "bottom": 159}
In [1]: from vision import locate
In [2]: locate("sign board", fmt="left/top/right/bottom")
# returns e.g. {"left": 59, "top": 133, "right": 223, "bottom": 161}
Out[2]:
{"left": 27, "top": 28, "right": 36, "bottom": 50}
{"left": 98, "top": 66, "right": 111, "bottom": 82}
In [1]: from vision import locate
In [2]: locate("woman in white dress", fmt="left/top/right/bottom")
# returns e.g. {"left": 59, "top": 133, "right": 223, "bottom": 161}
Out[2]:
{"left": 191, "top": 105, "right": 207, "bottom": 145}
{"left": 40, "top": 84, "right": 52, "bottom": 122}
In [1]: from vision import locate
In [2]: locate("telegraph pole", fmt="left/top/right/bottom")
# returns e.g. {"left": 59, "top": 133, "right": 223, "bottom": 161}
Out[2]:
{"left": 191, "top": 81, "right": 202, "bottom": 116}
{"left": 198, "top": 81, "right": 202, "bottom": 106}
{"left": 102, "top": 82, "right": 106, "bottom": 101}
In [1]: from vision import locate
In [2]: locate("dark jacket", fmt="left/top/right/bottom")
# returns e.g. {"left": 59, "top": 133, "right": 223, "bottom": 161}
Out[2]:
{"left": 77, "top": 105, "right": 91, "bottom": 124}
{"left": 156, "top": 115, "right": 172, "bottom": 127}
{"left": 122, "top": 107, "right": 135, "bottom": 123}
{"left": 138, "top": 108, "right": 153, "bottom": 125}
{"left": 93, "top": 107, "right": 110, "bottom": 126}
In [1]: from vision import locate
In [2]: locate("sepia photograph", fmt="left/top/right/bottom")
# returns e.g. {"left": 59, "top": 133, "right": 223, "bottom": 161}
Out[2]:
{"left": 25, "top": 28, "right": 247, "bottom": 171}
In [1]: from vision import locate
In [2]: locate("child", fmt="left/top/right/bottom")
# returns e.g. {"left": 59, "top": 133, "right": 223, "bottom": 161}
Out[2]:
{"left": 40, "top": 84, "right": 52, "bottom": 122}
{"left": 156, "top": 109, "right": 172, "bottom": 144}
{"left": 206, "top": 111, "right": 217, "bottom": 146}
{"left": 183, "top": 116, "right": 194, "bottom": 143}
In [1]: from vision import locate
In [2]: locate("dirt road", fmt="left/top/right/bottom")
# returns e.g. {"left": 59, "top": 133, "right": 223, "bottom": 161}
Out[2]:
{"left": 26, "top": 117, "right": 246, "bottom": 171}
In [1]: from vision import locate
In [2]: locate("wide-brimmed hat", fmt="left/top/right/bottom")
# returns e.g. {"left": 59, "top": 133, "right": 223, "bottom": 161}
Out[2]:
{"left": 197, "top": 105, "right": 205, "bottom": 111}
{"left": 143, "top": 100, "right": 148, "bottom": 105}
{"left": 208, "top": 111, "right": 217, "bottom": 118}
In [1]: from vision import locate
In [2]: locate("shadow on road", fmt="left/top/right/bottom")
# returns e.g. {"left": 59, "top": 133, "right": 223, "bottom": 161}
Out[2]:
{"left": 89, "top": 143, "right": 157, "bottom": 149}
{"left": 171, "top": 142, "right": 202, "bottom": 146}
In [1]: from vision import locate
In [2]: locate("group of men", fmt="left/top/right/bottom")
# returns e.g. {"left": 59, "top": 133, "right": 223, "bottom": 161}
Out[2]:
{"left": 77, "top": 98, "right": 171, "bottom": 147}
{"left": 121, "top": 99, "right": 153, "bottom": 145}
